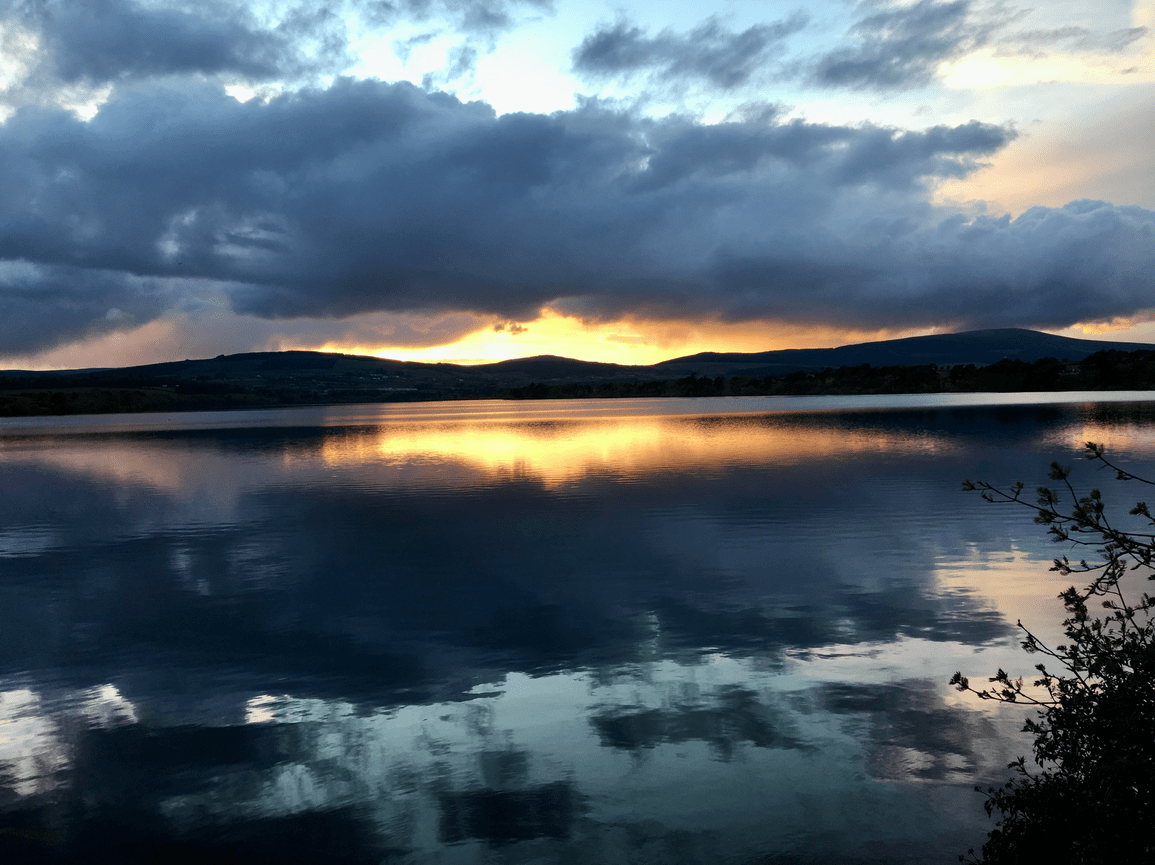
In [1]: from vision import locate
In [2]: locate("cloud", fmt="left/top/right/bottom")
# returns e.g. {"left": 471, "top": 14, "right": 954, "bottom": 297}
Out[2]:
{"left": 997, "top": 25, "right": 1148, "bottom": 58}
{"left": 572, "top": 14, "right": 808, "bottom": 90}
{"left": 0, "top": 73, "right": 1151, "bottom": 354}
{"left": 364, "top": 1, "right": 555, "bottom": 90}
{"left": 706, "top": 200, "right": 1155, "bottom": 331}
{"left": 812, "top": 1, "right": 1150, "bottom": 91}
{"left": 0, "top": 261, "right": 172, "bottom": 354}
{"left": 813, "top": 0, "right": 994, "bottom": 90}
{"left": 422, "top": 42, "right": 480, "bottom": 88}
{"left": 623, "top": 116, "right": 1008, "bottom": 193}
{"left": 361, "top": 0, "right": 554, "bottom": 36}
{"left": 3, "top": 0, "right": 349, "bottom": 95}
{"left": 392, "top": 30, "right": 439, "bottom": 64}
{"left": 1, "top": 1, "right": 555, "bottom": 109}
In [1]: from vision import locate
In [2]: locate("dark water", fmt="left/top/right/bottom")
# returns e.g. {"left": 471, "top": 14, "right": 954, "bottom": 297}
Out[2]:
{"left": 3, "top": 393, "right": 1155, "bottom": 863}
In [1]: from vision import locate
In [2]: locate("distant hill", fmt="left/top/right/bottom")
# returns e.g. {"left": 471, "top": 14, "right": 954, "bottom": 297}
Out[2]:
{"left": 4, "top": 328, "right": 1155, "bottom": 417}
{"left": 654, "top": 328, "right": 1155, "bottom": 377}
{"left": 6, "top": 328, "right": 1151, "bottom": 384}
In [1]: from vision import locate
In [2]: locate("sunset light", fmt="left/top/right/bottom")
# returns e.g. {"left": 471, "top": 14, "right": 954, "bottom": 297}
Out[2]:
{"left": 4, "top": 3, "right": 1155, "bottom": 860}
{"left": 0, "top": 0, "right": 1151, "bottom": 371}
{"left": 311, "top": 309, "right": 922, "bottom": 367}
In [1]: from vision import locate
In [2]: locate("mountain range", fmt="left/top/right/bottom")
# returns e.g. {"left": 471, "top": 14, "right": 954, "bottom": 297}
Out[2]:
{"left": 650, "top": 328, "right": 1155, "bottom": 376}
{"left": 9, "top": 327, "right": 1154, "bottom": 383}
{"left": 3, "top": 328, "right": 1154, "bottom": 417}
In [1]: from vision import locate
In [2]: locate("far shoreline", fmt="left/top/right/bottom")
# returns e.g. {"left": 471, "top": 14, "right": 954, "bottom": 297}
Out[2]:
{"left": 5, "top": 342, "right": 1155, "bottom": 420}
{"left": 7, "top": 385, "right": 1155, "bottom": 427}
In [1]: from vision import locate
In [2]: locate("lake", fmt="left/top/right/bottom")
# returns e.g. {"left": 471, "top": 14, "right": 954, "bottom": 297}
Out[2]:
{"left": 3, "top": 392, "right": 1155, "bottom": 863}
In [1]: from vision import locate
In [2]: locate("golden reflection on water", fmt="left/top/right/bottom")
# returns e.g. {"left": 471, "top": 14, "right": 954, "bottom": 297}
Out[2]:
{"left": 2, "top": 407, "right": 961, "bottom": 493}
{"left": 8, "top": 395, "right": 1155, "bottom": 495}
{"left": 317, "top": 415, "right": 957, "bottom": 487}
{"left": 1039, "top": 418, "right": 1155, "bottom": 457}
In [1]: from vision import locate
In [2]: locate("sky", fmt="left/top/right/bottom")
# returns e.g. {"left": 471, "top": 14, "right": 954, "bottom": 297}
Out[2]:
{"left": 0, "top": 0, "right": 1153, "bottom": 369}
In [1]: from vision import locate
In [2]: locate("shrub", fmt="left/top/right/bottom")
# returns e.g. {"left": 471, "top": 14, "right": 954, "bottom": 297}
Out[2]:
{"left": 953, "top": 442, "right": 1155, "bottom": 864}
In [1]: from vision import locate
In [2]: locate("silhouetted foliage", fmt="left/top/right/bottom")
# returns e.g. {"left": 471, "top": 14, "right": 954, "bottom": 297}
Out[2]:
{"left": 503, "top": 350, "right": 1155, "bottom": 403}
{"left": 5, "top": 347, "right": 1155, "bottom": 417}
{"left": 954, "top": 443, "right": 1155, "bottom": 863}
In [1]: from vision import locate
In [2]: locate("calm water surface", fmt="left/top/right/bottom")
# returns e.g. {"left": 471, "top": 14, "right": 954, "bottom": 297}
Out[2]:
{"left": 4, "top": 392, "right": 1155, "bottom": 863}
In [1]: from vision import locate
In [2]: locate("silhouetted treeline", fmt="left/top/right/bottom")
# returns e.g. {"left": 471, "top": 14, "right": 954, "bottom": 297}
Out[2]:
{"left": 0, "top": 371, "right": 431, "bottom": 417}
{"left": 506, "top": 349, "right": 1155, "bottom": 400}
{"left": 5, "top": 349, "right": 1155, "bottom": 417}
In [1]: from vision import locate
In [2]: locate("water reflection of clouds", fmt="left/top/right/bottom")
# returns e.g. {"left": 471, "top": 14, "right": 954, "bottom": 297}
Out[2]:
{"left": 816, "top": 681, "right": 997, "bottom": 782}
{"left": 150, "top": 661, "right": 1022, "bottom": 856}
{"left": 5, "top": 398, "right": 1155, "bottom": 860}
{"left": 590, "top": 684, "right": 808, "bottom": 758}
{"left": 0, "top": 412, "right": 1056, "bottom": 709}
{"left": 0, "top": 658, "right": 1029, "bottom": 861}
{"left": 0, "top": 689, "right": 66, "bottom": 801}
{"left": 0, "top": 683, "right": 138, "bottom": 803}
{"left": 0, "top": 527, "right": 58, "bottom": 559}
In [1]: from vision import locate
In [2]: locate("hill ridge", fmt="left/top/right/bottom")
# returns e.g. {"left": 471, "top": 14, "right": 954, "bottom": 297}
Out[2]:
{"left": 5, "top": 327, "right": 1155, "bottom": 381}
{"left": 4, "top": 327, "right": 1155, "bottom": 417}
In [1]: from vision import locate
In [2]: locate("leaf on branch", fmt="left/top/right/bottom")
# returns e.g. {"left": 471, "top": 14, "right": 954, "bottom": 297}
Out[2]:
{"left": 955, "top": 451, "right": 1155, "bottom": 859}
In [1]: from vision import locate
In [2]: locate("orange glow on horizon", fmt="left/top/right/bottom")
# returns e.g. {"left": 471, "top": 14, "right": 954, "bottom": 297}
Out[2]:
{"left": 1057, "top": 316, "right": 1155, "bottom": 336}
{"left": 306, "top": 309, "right": 923, "bottom": 367}
{"left": 5, "top": 308, "right": 1155, "bottom": 373}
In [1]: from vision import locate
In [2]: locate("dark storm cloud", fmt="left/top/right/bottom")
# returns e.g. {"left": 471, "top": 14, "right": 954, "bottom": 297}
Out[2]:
{"left": 1, "top": 74, "right": 1153, "bottom": 352}
{"left": 626, "top": 117, "right": 1007, "bottom": 193}
{"left": 0, "top": 263, "right": 171, "bottom": 354}
{"left": 2, "top": 1, "right": 557, "bottom": 103}
{"left": 5, "top": 0, "right": 348, "bottom": 89}
{"left": 814, "top": 0, "right": 993, "bottom": 90}
{"left": 572, "top": 14, "right": 808, "bottom": 89}
{"left": 706, "top": 200, "right": 1155, "bottom": 330}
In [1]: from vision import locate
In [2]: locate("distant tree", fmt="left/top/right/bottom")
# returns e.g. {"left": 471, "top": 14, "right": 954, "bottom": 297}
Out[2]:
{"left": 954, "top": 443, "right": 1155, "bottom": 864}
